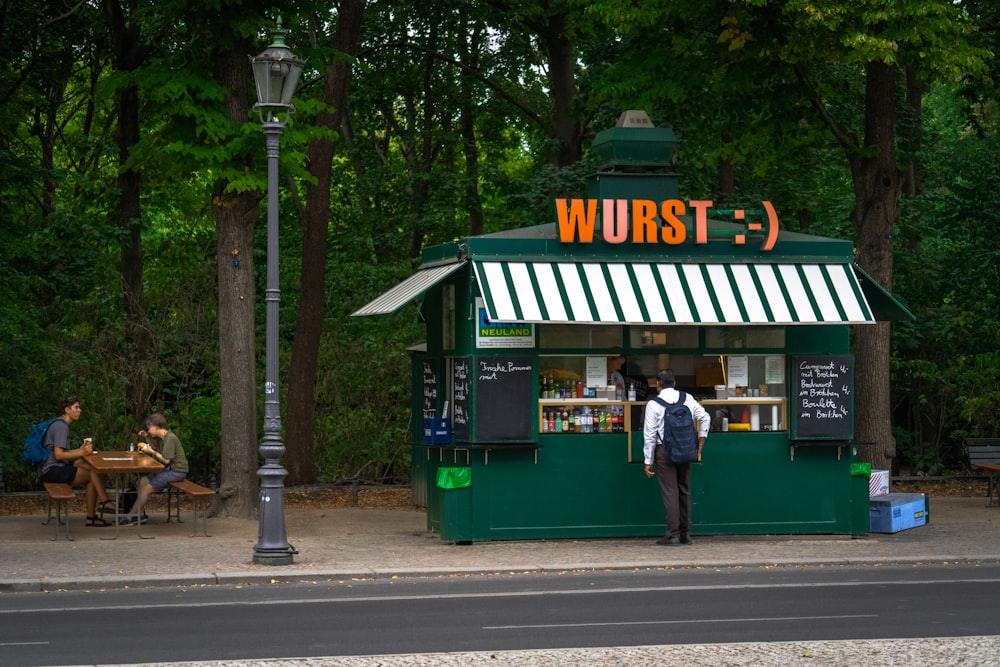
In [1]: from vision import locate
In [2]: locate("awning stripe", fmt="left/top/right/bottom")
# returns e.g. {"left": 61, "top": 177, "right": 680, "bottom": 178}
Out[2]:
{"left": 508, "top": 262, "right": 539, "bottom": 321}
{"left": 475, "top": 261, "right": 876, "bottom": 325}
{"left": 532, "top": 263, "right": 565, "bottom": 321}
{"left": 351, "top": 262, "right": 465, "bottom": 316}
{"left": 635, "top": 264, "right": 669, "bottom": 322}
{"left": 731, "top": 264, "right": 767, "bottom": 322}
{"left": 756, "top": 265, "right": 790, "bottom": 322}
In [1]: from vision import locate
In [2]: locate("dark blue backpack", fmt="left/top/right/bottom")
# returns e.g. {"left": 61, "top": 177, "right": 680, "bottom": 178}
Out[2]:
{"left": 652, "top": 392, "right": 699, "bottom": 463}
{"left": 22, "top": 418, "right": 58, "bottom": 469}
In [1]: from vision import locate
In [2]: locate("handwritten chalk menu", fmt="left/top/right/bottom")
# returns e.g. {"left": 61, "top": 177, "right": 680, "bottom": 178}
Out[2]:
{"left": 791, "top": 355, "right": 854, "bottom": 441}
{"left": 451, "top": 358, "right": 470, "bottom": 439}
{"left": 475, "top": 356, "right": 534, "bottom": 441}
{"left": 422, "top": 360, "right": 437, "bottom": 417}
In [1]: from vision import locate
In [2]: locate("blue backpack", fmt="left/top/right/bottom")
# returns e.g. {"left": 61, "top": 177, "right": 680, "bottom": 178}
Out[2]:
{"left": 652, "top": 392, "right": 699, "bottom": 464}
{"left": 22, "top": 418, "right": 58, "bottom": 469}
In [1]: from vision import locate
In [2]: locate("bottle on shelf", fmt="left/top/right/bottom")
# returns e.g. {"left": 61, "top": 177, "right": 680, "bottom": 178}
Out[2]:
{"left": 627, "top": 383, "right": 636, "bottom": 402}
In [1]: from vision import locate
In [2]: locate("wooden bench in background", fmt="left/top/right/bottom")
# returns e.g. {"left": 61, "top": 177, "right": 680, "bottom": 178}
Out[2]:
{"left": 167, "top": 479, "right": 216, "bottom": 537}
{"left": 967, "top": 438, "right": 1000, "bottom": 507}
{"left": 43, "top": 482, "right": 75, "bottom": 541}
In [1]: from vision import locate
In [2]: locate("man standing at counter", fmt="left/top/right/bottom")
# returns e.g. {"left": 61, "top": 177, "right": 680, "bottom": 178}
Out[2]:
{"left": 643, "top": 370, "right": 710, "bottom": 546}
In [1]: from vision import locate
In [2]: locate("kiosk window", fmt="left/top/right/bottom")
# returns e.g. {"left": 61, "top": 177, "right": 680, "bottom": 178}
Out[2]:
{"left": 442, "top": 285, "right": 455, "bottom": 351}
{"left": 705, "top": 326, "right": 785, "bottom": 349}
{"left": 539, "top": 324, "right": 621, "bottom": 349}
{"left": 630, "top": 326, "right": 698, "bottom": 349}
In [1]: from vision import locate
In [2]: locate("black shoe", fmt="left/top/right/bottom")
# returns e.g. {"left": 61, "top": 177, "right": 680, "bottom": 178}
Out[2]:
{"left": 656, "top": 536, "right": 681, "bottom": 546}
{"left": 680, "top": 534, "right": 693, "bottom": 545}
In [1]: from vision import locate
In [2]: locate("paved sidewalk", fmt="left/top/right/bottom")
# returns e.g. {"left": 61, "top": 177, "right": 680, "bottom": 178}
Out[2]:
{"left": 2, "top": 494, "right": 999, "bottom": 592}
{"left": 3, "top": 494, "right": 1000, "bottom": 666}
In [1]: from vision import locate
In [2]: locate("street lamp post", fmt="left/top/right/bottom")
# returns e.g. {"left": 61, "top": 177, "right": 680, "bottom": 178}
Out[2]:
{"left": 250, "top": 18, "right": 304, "bottom": 566}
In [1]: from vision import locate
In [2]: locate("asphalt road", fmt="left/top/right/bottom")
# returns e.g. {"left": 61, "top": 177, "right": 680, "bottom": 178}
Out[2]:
{"left": 2, "top": 563, "right": 998, "bottom": 666}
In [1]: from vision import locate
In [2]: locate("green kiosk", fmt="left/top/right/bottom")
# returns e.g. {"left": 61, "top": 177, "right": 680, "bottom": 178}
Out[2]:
{"left": 354, "top": 110, "right": 912, "bottom": 543}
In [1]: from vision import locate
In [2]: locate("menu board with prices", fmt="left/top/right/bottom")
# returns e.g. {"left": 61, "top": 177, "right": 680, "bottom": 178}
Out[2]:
{"left": 790, "top": 355, "right": 854, "bottom": 441}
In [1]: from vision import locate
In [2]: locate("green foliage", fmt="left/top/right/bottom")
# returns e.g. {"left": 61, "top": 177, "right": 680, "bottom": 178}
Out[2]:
{"left": 3, "top": 0, "right": 1000, "bottom": 491}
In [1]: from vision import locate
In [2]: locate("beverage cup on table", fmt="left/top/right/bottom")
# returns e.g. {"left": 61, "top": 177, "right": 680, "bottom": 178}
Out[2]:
{"left": 83, "top": 437, "right": 94, "bottom": 453}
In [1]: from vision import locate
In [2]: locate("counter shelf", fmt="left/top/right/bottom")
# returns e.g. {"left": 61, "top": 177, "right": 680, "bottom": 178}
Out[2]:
{"left": 421, "top": 442, "right": 541, "bottom": 465}
{"left": 702, "top": 398, "right": 787, "bottom": 433}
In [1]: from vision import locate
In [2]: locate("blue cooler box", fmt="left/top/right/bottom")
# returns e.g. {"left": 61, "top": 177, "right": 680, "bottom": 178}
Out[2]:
{"left": 869, "top": 492, "right": 929, "bottom": 533}
{"left": 423, "top": 418, "right": 451, "bottom": 444}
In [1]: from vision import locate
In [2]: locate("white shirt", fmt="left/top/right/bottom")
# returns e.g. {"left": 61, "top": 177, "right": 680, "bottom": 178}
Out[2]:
{"left": 643, "top": 388, "right": 710, "bottom": 465}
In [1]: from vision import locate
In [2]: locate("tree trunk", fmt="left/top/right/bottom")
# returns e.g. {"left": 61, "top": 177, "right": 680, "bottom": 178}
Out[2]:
{"left": 460, "top": 9, "right": 484, "bottom": 237}
{"left": 849, "top": 61, "right": 904, "bottom": 469}
{"left": 212, "top": 40, "right": 259, "bottom": 518}
{"left": 407, "top": 18, "right": 438, "bottom": 260}
{"left": 285, "top": 0, "right": 366, "bottom": 486}
{"left": 540, "top": 13, "right": 581, "bottom": 167}
{"left": 718, "top": 131, "right": 735, "bottom": 198}
{"left": 104, "top": 0, "right": 152, "bottom": 424}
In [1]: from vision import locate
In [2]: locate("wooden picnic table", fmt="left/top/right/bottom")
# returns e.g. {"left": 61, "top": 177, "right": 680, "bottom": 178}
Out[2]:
{"left": 84, "top": 451, "right": 164, "bottom": 538}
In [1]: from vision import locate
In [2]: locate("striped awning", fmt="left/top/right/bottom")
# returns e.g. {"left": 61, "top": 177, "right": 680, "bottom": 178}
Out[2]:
{"left": 351, "top": 263, "right": 465, "bottom": 316}
{"left": 473, "top": 261, "right": 876, "bottom": 325}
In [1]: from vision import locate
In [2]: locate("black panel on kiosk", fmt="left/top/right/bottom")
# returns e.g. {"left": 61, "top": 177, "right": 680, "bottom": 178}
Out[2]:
{"left": 475, "top": 356, "right": 533, "bottom": 441}
{"left": 790, "top": 355, "right": 854, "bottom": 441}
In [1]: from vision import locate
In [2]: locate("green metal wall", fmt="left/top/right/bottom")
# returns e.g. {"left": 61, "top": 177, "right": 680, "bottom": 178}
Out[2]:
{"left": 419, "top": 430, "right": 863, "bottom": 542}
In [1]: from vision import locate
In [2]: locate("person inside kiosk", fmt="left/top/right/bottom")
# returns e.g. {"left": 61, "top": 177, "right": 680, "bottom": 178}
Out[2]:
{"left": 608, "top": 354, "right": 649, "bottom": 401}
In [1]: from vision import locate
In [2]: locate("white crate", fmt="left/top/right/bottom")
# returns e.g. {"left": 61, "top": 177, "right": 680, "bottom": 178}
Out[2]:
{"left": 869, "top": 469, "right": 890, "bottom": 496}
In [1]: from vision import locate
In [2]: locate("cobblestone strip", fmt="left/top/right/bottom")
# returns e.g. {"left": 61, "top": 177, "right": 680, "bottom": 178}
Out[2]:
{"left": 108, "top": 636, "right": 1000, "bottom": 667}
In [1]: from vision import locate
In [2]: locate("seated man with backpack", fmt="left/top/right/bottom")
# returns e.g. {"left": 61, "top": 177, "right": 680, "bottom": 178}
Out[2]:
{"left": 37, "top": 395, "right": 114, "bottom": 527}
{"left": 642, "top": 370, "right": 710, "bottom": 546}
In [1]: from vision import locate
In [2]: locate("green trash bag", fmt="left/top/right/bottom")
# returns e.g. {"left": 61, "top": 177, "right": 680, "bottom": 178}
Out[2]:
{"left": 850, "top": 462, "right": 872, "bottom": 477}
{"left": 436, "top": 466, "right": 472, "bottom": 489}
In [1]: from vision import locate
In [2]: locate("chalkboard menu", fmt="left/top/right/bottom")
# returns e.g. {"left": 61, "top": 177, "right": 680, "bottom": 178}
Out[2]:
{"left": 790, "top": 355, "right": 854, "bottom": 441}
{"left": 451, "top": 358, "right": 470, "bottom": 439}
{"left": 422, "top": 360, "right": 437, "bottom": 418}
{"left": 474, "top": 356, "right": 534, "bottom": 441}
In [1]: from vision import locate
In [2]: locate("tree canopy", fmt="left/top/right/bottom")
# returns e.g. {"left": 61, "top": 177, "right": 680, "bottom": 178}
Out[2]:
{"left": 2, "top": 0, "right": 998, "bottom": 500}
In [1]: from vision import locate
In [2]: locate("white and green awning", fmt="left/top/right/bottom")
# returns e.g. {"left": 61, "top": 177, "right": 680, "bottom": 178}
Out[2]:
{"left": 351, "top": 262, "right": 465, "bottom": 316}
{"left": 352, "top": 259, "right": 910, "bottom": 325}
{"left": 473, "top": 261, "right": 877, "bottom": 325}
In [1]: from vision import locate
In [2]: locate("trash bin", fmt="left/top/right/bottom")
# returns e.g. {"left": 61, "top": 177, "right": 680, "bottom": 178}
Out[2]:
{"left": 437, "top": 466, "right": 473, "bottom": 543}
{"left": 849, "top": 449, "right": 871, "bottom": 535}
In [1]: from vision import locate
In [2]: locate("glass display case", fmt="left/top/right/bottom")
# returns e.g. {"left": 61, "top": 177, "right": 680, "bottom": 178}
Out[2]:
{"left": 539, "top": 400, "right": 629, "bottom": 434}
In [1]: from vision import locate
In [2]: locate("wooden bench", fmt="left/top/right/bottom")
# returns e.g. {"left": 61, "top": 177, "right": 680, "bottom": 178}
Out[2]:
{"left": 967, "top": 438, "right": 1000, "bottom": 506}
{"left": 42, "top": 482, "right": 75, "bottom": 541}
{"left": 168, "top": 480, "right": 216, "bottom": 537}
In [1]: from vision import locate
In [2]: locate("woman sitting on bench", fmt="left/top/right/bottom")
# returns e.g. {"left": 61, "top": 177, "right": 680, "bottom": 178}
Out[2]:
{"left": 38, "top": 395, "right": 113, "bottom": 526}
{"left": 119, "top": 413, "right": 188, "bottom": 525}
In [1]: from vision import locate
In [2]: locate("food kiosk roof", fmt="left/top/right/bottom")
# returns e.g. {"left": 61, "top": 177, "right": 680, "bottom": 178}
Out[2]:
{"left": 473, "top": 260, "right": 873, "bottom": 325}
{"left": 352, "top": 222, "right": 913, "bottom": 324}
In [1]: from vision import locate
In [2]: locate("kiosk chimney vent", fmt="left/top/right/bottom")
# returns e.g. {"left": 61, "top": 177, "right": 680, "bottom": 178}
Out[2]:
{"left": 588, "top": 110, "right": 679, "bottom": 199}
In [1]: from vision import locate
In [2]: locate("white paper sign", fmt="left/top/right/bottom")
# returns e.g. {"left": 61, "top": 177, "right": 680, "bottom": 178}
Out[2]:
{"left": 586, "top": 356, "right": 607, "bottom": 388}
{"left": 765, "top": 355, "right": 785, "bottom": 384}
{"left": 726, "top": 355, "right": 749, "bottom": 388}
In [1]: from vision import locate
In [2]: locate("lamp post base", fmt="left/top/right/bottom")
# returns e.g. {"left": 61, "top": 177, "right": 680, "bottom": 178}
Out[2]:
{"left": 254, "top": 464, "right": 296, "bottom": 565}
{"left": 252, "top": 550, "right": 296, "bottom": 566}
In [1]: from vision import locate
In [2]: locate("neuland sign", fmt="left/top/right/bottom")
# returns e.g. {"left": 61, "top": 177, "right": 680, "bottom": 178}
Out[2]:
{"left": 555, "top": 198, "right": 779, "bottom": 251}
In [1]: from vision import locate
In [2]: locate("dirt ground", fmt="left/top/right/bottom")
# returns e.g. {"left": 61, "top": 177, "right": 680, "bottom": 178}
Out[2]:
{"left": 0, "top": 479, "right": 989, "bottom": 517}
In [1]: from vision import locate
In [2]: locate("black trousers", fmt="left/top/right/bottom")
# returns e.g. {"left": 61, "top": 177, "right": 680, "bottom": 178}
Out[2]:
{"left": 654, "top": 446, "right": 692, "bottom": 538}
